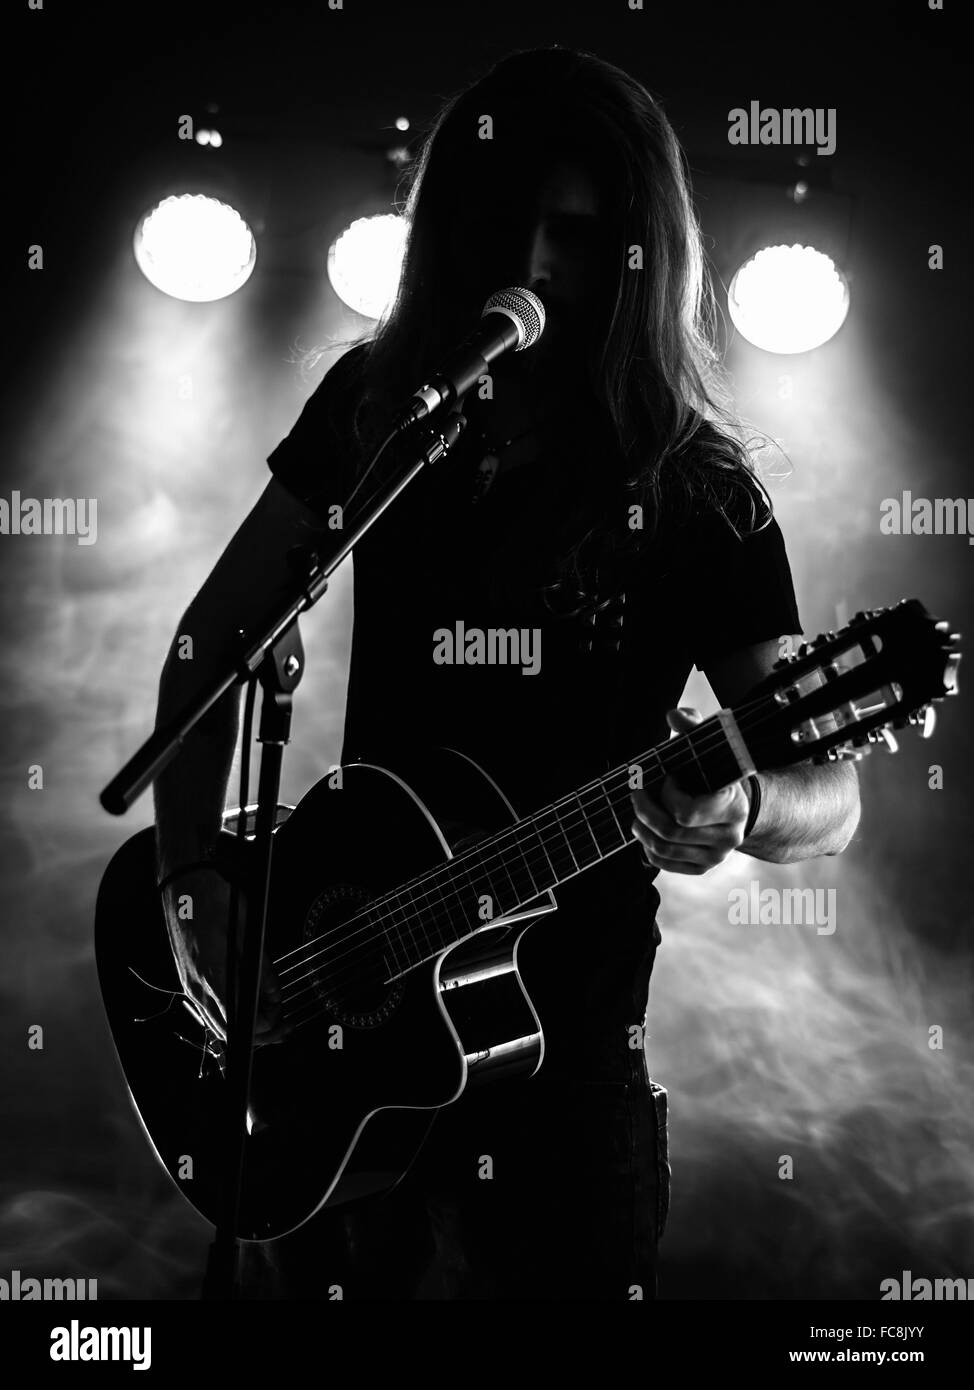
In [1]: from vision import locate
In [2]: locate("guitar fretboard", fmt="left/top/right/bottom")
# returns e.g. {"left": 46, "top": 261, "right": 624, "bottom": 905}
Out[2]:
{"left": 373, "top": 711, "right": 751, "bottom": 980}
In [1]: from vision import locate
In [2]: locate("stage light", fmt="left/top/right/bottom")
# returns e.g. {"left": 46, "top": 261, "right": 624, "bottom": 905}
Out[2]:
{"left": 327, "top": 213, "right": 408, "bottom": 319}
{"left": 395, "top": 116, "right": 410, "bottom": 131}
{"left": 133, "top": 194, "right": 256, "bottom": 302}
{"left": 728, "top": 243, "right": 849, "bottom": 354}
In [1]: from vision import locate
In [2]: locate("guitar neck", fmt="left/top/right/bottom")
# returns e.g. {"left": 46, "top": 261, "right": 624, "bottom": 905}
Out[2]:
{"left": 377, "top": 708, "right": 759, "bottom": 980}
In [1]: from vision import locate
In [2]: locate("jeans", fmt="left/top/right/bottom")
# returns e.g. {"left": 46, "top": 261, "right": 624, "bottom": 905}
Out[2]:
{"left": 243, "top": 1044, "right": 670, "bottom": 1301}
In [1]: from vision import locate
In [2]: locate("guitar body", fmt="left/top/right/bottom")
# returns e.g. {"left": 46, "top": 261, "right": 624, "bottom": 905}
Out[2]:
{"left": 95, "top": 748, "right": 552, "bottom": 1241}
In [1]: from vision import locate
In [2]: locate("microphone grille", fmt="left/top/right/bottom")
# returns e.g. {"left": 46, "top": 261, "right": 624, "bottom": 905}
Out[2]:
{"left": 482, "top": 287, "right": 546, "bottom": 350}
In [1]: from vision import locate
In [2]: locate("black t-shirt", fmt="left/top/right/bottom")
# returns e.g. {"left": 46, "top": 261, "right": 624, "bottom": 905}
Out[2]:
{"left": 267, "top": 344, "right": 802, "bottom": 1081}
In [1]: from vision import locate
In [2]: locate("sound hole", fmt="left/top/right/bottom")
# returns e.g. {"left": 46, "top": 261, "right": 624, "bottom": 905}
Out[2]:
{"left": 302, "top": 884, "right": 404, "bottom": 1028}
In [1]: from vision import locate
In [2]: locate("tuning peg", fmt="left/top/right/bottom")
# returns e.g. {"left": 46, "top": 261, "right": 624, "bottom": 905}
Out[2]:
{"left": 890, "top": 707, "right": 937, "bottom": 736}
{"left": 935, "top": 619, "right": 964, "bottom": 644}
{"left": 867, "top": 727, "right": 899, "bottom": 753}
{"left": 816, "top": 745, "right": 864, "bottom": 763}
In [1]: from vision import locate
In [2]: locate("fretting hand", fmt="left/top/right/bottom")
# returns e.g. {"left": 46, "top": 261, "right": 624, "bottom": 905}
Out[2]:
{"left": 629, "top": 707, "right": 752, "bottom": 875}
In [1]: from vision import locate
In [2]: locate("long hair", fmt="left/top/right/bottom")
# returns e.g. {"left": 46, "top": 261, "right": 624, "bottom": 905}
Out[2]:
{"left": 312, "top": 46, "right": 772, "bottom": 591}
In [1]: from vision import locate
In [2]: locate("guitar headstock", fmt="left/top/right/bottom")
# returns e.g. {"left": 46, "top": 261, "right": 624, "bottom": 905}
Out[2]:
{"left": 740, "top": 599, "right": 960, "bottom": 772}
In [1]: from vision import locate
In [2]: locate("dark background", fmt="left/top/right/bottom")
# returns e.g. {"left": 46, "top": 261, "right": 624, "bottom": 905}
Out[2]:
{"left": 1, "top": 0, "right": 971, "bottom": 1301}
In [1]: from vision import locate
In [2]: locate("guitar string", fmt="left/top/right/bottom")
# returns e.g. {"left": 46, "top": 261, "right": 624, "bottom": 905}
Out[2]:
{"left": 271, "top": 679, "right": 787, "bottom": 981}
{"left": 272, "top": 658, "right": 885, "bottom": 1036}
{"left": 272, "top": 686, "right": 819, "bottom": 1016}
{"left": 275, "top": 794, "right": 646, "bottom": 1030}
{"left": 274, "top": 720, "right": 752, "bottom": 999}
{"left": 273, "top": 682, "right": 829, "bottom": 1005}
{"left": 277, "top": 796, "right": 637, "bottom": 1028}
{"left": 276, "top": 772, "right": 647, "bottom": 989}
{"left": 269, "top": 667, "right": 883, "bottom": 1039}
{"left": 190, "top": 652, "right": 924, "bottom": 1048}
{"left": 278, "top": 795, "right": 625, "bottom": 1017}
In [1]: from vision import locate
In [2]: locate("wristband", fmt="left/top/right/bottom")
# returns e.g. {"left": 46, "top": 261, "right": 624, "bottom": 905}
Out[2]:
{"left": 743, "top": 774, "right": 762, "bottom": 839}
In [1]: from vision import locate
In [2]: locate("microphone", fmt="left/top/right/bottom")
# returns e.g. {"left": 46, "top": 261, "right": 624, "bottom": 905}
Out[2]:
{"left": 394, "top": 286, "right": 545, "bottom": 432}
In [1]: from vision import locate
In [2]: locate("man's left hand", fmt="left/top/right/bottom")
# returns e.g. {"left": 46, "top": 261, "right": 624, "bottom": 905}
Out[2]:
{"left": 630, "top": 707, "right": 751, "bottom": 875}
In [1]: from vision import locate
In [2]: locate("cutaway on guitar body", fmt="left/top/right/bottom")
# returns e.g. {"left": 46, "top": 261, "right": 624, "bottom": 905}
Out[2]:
{"left": 95, "top": 747, "right": 553, "bottom": 1240}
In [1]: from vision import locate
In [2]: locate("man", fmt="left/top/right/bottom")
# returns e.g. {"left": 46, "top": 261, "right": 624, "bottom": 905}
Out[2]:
{"left": 154, "top": 46, "right": 859, "bottom": 1299}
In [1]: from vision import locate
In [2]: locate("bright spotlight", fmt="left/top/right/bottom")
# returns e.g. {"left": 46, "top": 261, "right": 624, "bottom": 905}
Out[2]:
{"left": 395, "top": 116, "right": 410, "bottom": 132}
{"left": 728, "top": 244, "right": 850, "bottom": 354}
{"left": 327, "top": 213, "right": 407, "bottom": 319}
{"left": 134, "top": 194, "right": 256, "bottom": 302}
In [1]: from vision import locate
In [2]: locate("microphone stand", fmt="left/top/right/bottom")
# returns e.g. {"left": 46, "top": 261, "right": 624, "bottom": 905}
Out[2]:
{"left": 99, "top": 407, "right": 467, "bottom": 1299}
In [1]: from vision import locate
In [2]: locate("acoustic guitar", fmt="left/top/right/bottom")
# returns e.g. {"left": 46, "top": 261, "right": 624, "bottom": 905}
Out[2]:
{"left": 94, "top": 599, "right": 959, "bottom": 1239}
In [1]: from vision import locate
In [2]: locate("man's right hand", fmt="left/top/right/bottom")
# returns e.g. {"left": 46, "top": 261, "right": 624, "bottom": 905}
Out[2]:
{"left": 153, "top": 478, "right": 331, "bottom": 1052}
{"left": 161, "top": 868, "right": 287, "bottom": 1049}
